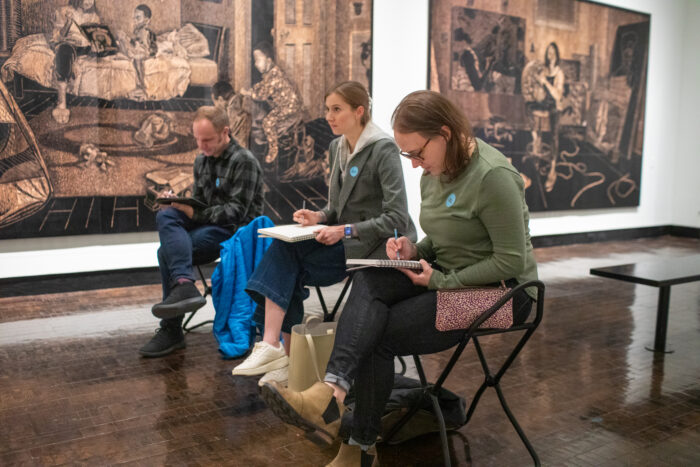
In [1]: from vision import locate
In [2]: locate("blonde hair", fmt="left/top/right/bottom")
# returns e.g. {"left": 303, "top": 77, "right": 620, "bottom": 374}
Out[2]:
{"left": 193, "top": 106, "right": 229, "bottom": 132}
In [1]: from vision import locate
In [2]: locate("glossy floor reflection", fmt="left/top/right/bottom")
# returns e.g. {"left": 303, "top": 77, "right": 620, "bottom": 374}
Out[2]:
{"left": 1, "top": 236, "right": 699, "bottom": 466}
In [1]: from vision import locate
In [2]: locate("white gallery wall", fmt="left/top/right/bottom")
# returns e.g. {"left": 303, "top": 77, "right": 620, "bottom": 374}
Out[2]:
{"left": 672, "top": 0, "right": 700, "bottom": 228}
{"left": 0, "top": 0, "right": 698, "bottom": 279}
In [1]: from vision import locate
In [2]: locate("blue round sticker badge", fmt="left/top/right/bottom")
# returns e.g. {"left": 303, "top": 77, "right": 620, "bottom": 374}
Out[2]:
{"left": 350, "top": 166, "right": 359, "bottom": 177}
{"left": 445, "top": 193, "right": 456, "bottom": 207}
{"left": 216, "top": 178, "right": 221, "bottom": 187}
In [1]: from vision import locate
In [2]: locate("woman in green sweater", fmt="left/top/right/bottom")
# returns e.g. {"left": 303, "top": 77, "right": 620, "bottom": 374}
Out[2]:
{"left": 261, "top": 90, "right": 538, "bottom": 465}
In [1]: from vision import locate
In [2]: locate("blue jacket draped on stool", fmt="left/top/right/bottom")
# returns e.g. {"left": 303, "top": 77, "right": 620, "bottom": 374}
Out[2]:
{"left": 212, "top": 215, "right": 274, "bottom": 358}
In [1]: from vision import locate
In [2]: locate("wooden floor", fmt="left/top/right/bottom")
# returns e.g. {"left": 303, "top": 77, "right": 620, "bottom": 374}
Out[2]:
{"left": 1, "top": 236, "right": 699, "bottom": 466}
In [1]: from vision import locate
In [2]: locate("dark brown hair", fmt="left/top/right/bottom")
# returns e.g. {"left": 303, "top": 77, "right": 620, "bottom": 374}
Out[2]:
{"left": 325, "top": 81, "right": 371, "bottom": 126}
{"left": 391, "top": 90, "right": 473, "bottom": 180}
{"left": 193, "top": 105, "right": 229, "bottom": 132}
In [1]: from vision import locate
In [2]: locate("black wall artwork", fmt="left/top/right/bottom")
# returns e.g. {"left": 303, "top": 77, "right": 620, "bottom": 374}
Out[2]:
{"left": 0, "top": 0, "right": 373, "bottom": 239}
{"left": 430, "top": 0, "right": 650, "bottom": 211}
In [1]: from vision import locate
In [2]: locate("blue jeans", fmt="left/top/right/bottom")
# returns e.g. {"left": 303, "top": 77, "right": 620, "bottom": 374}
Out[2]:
{"left": 156, "top": 207, "right": 232, "bottom": 301}
{"left": 325, "top": 268, "right": 533, "bottom": 445}
{"left": 246, "top": 239, "right": 347, "bottom": 334}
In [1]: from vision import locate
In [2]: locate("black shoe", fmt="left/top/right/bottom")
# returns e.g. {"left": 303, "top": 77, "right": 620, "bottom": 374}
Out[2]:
{"left": 152, "top": 281, "right": 206, "bottom": 319}
{"left": 139, "top": 325, "right": 186, "bottom": 357}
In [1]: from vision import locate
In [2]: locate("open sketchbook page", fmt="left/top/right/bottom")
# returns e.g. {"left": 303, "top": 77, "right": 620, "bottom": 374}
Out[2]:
{"left": 346, "top": 259, "right": 423, "bottom": 271}
{"left": 257, "top": 224, "right": 320, "bottom": 242}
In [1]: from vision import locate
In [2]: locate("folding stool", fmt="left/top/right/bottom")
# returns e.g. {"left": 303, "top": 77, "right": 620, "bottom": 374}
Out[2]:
{"left": 182, "top": 263, "right": 215, "bottom": 333}
{"left": 383, "top": 280, "right": 546, "bottom": 467}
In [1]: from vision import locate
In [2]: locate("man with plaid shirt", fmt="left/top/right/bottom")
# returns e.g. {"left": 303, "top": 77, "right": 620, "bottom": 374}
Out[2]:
{"left": 140, "top": 105, "right": 264, "bottom": 357}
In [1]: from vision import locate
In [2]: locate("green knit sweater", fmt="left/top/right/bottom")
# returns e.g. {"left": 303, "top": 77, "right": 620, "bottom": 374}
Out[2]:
{"left": 416, "top": 139, "right": 538, "bottom": 297}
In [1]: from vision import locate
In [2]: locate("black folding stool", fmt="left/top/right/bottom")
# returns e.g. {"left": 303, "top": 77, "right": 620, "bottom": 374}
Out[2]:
{"left": 383, "top": 280, "right": 546, "bottom": 467}
{"left": 181, "top": 264, "right": 215, "bottom": 333}
{"left": 315, "top": 274, "right": 353, "bottom": 323}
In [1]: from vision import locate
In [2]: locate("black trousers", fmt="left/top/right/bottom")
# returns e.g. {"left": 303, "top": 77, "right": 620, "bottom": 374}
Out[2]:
{"left": 326, "top": 268, "right": 532, "bottom": 445}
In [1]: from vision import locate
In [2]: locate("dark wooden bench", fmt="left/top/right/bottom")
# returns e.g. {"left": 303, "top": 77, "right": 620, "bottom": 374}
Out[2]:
{"left": 590, "top": 255, "right": 700, "bottom": 353}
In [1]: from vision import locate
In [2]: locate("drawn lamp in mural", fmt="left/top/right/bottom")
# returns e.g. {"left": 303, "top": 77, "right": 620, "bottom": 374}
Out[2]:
{"left": 0, "top": 81, "right": 52, "bottom": 228}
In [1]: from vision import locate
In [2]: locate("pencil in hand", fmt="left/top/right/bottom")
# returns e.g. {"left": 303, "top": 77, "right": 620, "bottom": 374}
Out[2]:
{"left": 394, "top": 228, "right": 401, "bottom": 260}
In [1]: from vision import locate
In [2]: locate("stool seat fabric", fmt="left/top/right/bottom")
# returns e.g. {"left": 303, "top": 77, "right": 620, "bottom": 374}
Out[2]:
{"left": 212, "top": 215, "right": 274, "bottom": 358}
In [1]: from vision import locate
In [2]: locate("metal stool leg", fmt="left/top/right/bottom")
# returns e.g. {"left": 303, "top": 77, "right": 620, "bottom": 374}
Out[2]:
{"left": 182, "top": 264, "right": 214, "bottom": 333}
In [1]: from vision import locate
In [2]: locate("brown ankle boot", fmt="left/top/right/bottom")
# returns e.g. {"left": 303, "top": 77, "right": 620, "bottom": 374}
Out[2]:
{"left": 326, "top": 443, "right": 377, "bottom": 467}
{"left": 261, "top": 381, "right": 344, "bottom": 438}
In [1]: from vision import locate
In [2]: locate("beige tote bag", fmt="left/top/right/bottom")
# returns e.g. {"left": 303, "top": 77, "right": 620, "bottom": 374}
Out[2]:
{"left": 288, "top": 321, "right": 337, "bottom": 392}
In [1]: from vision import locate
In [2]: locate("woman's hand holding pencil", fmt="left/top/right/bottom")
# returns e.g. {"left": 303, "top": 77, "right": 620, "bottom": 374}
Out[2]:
{"left": 386, "top": 234, "right": 416, "bottom": 261}
{"left": 292, "top": 200, "right": 319, "bottom": 226}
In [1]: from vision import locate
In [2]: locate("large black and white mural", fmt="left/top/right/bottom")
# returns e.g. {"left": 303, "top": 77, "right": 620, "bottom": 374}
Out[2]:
{"left": 0, "top": 0, "right": 373, "bottom": 239}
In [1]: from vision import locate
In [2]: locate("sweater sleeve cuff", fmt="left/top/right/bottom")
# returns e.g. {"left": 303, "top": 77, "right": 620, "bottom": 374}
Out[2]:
{"left": 427, "top": 270, "right": 444, "bottom": 290}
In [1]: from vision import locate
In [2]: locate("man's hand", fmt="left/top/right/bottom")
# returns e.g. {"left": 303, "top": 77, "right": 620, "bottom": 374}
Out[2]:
{"left": 171, "top": 202, "right": 194, "bottom": 218}
{"left": 386, "top": 236, "right": 416, "bottom": 260}
{"left": 315, "top": 225, "right": 343, "bottom": 245}
{"left": 292, "top": 209, "right": 320, "bottom": 226}
{"left": 157, "top": 189, "right": 176, "bottom": 210}
{"left": 399, "top": 259, "right": 433, "bottom": 287}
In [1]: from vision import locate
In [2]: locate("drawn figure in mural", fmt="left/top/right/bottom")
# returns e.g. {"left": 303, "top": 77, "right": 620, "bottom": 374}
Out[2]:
{"left": 49, "top": 0, "right": 102, "bottom": 124}
{"left": 239, "top": 42, "right": 304, "bottom": 164}
{"left": 117, "top": 4, "right": 158, "bottom": 101}
{"left": 212, "top": 81, "right": 252, "bottom": 149}
{"left": 134, "top": 111, "right": 172, "bottom": 148}
{"left": 139, "top": 106, "right": 264, "bottom": 358}
{"left": 453, "top": 11, "right": 524, "bottom": 94}
{"left": 612, "top": 31, "right": 639, "bottom": 86}
{"left": 523, "top": 42, "right": 565, "bottom": 192}
{"left": 454, "top": 28, "right": 495, "bottom": 92}
{"left": 231, "top": 81, "right": 416, "bottom": 385}
{"left": 360, "top": 41, "right": 372, "bottom": 91}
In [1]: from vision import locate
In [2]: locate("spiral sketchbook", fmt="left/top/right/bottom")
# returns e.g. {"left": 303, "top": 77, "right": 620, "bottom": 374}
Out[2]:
{"left": 346, "top": 259, "right": 423, "bottom": 271}
{"left": 257, "top": 224, "right": 319, "bottom": 242}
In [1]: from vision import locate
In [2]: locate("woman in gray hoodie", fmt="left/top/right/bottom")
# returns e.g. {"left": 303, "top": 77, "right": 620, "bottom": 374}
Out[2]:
{"left": 232, "top": 81, "right": 416, "bottom": 385}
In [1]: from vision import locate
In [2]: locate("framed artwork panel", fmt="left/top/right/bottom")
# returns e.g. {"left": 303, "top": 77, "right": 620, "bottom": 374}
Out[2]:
{"left": 430, "top": 0, "right": 650, "bottom": 211}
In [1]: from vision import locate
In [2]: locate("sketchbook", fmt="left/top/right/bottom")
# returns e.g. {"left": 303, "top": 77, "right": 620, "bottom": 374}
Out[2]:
{"left": 62, "top": 21, "right": 119, "bottom": 57}
{"left": 345, "top": 259, "right": 423, "bottom": 271}
{"left": 156, "top": 197, "right": 208, "bottom": 209}
{"left": 257, "top": 224, "right": 320, "bottom": 242}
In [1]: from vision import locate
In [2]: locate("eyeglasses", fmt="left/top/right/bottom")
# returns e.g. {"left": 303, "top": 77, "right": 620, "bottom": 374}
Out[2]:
{"left": 399, "top": 137, "right": 431, "bottom": 162}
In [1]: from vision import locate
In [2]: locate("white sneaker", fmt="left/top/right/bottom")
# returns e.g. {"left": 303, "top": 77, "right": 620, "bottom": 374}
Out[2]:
{"left": 258, "top": 366, "right": 289, "bottom": 387}
{"left": 232, "top": 341, "right": 288, "bottom": 376}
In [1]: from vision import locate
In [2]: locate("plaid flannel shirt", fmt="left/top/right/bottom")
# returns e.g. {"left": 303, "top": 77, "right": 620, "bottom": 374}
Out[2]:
{"left": 191, "top": 138, "right": 264, "bottom": 230}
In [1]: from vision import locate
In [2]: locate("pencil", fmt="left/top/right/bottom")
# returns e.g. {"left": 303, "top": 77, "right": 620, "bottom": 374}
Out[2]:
{"left": 394, "top": 228, "right": 400, "bottom": 260}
